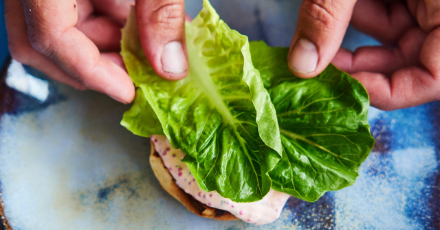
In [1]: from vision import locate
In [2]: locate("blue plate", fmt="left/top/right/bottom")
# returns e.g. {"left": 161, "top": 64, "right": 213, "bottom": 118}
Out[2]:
{"left": 1, "top": 1, "right": 439, "bottom": 229}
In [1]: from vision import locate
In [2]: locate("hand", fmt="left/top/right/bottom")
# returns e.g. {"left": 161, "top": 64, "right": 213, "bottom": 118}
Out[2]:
{"left": 288, "top": 0, "right": 440, "bottom": 111}
{"left": 5, "top": 0, "right": 188, "bottom": 104}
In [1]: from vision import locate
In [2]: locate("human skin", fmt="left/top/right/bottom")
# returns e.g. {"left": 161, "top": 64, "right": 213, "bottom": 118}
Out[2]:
{"left": 5, "top": 0, "right": 188, "bottom": 104}
{"left": 288, "top": 0, "right": 440, "bottom": 111}
{"left": 5, "top": 0, "right": 440, "bottom": 110}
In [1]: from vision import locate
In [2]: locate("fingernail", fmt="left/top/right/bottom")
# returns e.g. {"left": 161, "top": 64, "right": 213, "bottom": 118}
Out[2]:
{"left": 289, "top": 38, "right": 318, "bottom": 74}
{"left": 161, "top": 41, "right": 188, "bottom": 74}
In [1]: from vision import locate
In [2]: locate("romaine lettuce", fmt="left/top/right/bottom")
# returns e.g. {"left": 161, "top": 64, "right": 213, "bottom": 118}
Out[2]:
{"left": 250, "top": 41, "right": 374, "bottom": 202}
{"left": 121, "top": 88, "right": 164, "bottom": 137}
{"left": 120, "top": 0, "right": 374, "bottom": 203}
{"left": 121, "top": 0, "right": 282, "bottom": 202}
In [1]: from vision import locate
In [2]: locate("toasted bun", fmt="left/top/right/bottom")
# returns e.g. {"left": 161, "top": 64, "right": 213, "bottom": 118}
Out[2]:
{"left": 149, "top": 140, "right": 238, "bottom": 221}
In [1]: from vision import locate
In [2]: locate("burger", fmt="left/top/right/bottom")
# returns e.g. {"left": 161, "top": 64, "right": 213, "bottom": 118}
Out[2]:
{"left": 120, "top": 0, "right": 374, "bottom": 225}
{"left": 149, "top": 135, "right": 291, "bottom": 224}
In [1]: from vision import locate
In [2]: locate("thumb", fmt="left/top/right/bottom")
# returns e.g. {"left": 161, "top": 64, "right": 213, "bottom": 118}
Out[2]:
{"left": 136, "top": 0, "right": 188, "bottom": 80}
{"left": 288, "top": 0, "right": 356, "bottom": 78}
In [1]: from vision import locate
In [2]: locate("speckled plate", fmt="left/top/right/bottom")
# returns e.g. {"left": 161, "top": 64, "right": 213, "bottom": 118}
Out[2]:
{"left": 1, "top": 1, "right": 439, "bottom": 229}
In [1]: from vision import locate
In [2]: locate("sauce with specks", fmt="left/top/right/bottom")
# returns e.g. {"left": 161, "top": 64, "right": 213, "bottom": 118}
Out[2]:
{"left": 151, "top": 135, "right": 290, "bottom": 225}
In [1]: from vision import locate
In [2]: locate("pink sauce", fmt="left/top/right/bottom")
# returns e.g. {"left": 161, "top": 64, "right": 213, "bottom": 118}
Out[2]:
{"left": 151, "top": 135, "right": 290, "bottom": 225}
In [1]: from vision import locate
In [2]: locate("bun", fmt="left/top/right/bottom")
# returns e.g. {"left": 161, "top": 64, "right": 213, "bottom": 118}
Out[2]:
{"left": 149, "top": 140, "right": 238, "bottom": 221}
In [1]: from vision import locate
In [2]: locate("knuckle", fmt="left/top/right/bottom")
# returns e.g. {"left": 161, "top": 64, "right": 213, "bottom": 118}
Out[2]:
{"left": 28, "top": 28, "right": 58, "bottom": 57}
{"left": 150, "top": 2, "right": 184, "bottom": 26}
{"left": 304, "top": 0, "right": 339, "bottom": 28}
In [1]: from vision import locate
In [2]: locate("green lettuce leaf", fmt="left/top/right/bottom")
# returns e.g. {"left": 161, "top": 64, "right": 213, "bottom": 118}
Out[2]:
{"left": 121, "top": 0, "right": 282, "bottom": 202}
{"left": 121, "top": 88, "right": 164, "bottom": 137}
{"left": 250, "top": 41, "right": 374, "bottom": 202}
{"left": 121, "top": 1, "right": 374, "bottom": 203}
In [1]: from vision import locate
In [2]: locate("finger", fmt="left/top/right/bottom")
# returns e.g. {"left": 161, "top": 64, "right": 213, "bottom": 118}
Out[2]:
{"left": 351, "top": 0, "right": 415, "bottom": 45}
{"left": 409, "top": 0, "right": 440, "bottom": 32}
{"left": 332, "top": 27, "right": 426, "bottom": 75}
{"left": 76, "top": 15, "right": 122, "bottom": 51}
{"left": 101, "top": 52, "right": 127, "bottom": 71}
{"left": 25, "top": 53, "right": 88, "bottom": 91}
{"left": 23, "top": 0, "right": 135, "bottom": 103}
{"left": 288, "top": 0, "right": 357, "bottom": 78}
{"left": 351, "top": 67, "right": 440, "bottom": 111}
{"left": 91, "top": 0, "right": 132, "bottom": 25}
{"left": 336, "top": 27, "right": 440, "bottom": 111}
{"left": 420, "top": 27, "right": 440, "bottom": 81}
{"left": 136, "top": 0, "right": 188, "bottom": 80}
{"left": 5, "top": 0, "right": 85, "bottom": 90}
{"left": 75, "top": 0, "right": 122, "bottom": 52}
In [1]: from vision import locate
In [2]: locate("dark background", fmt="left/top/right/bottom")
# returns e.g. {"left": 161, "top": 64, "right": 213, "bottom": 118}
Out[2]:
{"left": 0, "top": 0, "right": 8, "bottom": 68}
{"left": 0, "top": 0, "right": 8, "bottom": 228}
